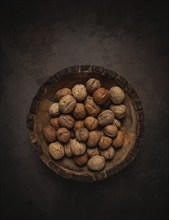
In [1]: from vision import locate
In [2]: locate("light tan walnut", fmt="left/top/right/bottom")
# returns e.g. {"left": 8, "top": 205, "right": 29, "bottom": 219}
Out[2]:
{"left": 87, "top": 155, "right": 106, "bottom": 171}
{"left": 49, "top": 103, "right": 60, "bottom": 116}
{"left": 104, "top": 125, "right": 118, "bottom": 138}
{"left": 99, "top": 136, "right": 112, "bottom": 150}
{"left": 87, "top": 130, "right": 101, "bottom": 148}
{"left": 109, "top": 86, "right": 125, "bottom": 104}
{"left": 72, "top": 84, "right": 87, "bottom": 101}
{"left": 55, "top": 88, "right": 72, "bottom": 101}
{"left": 74, "top": 153, "right": 88, "bottom": 166}
{"left": 84, "top": 116, "right": 98, "bottom": 130}
{"left": 70, "top": 139, "right": 86, "bottom": 156}
{"left": 86, "top": 78, "right": 101, "bottom": 94}
{"left": 85, "top": 99, "right": 101, "bottom": 117}
{"left": 56, "top": 127, "right": 70, "bottom": 143}
{"left": 58, "top": 114, "right": 75, "bottom": 129}
{"left": 64, "top": 141, "right": 73, "bottom": 158}
{"left": 75, "top": 128, "right": 89, "bottom": 142}
{"left": 112, "top": 130, "right": 125, "bottom": 149}
{"left": 73, "top": 103, "right": 86, "bottom": 119}
{"left": 93, "top": 87, "right": 109, "bottom": 105}
{"left": 59, "top": 95, "right": 76, "bottom": 113}
{"left": 48, "top": 142, "right": 64, "bottom": 160}
{"left": 109, "top": 104, "right": 126, "bottom": 119}
{"left": 43, "top": 125, "right": 56, "bottom": 143}
{"left": 97, "top": 110, "right": 114, "bottom": 127}
{"left": 100, "top": 147, "right": 115, "bottom": 160}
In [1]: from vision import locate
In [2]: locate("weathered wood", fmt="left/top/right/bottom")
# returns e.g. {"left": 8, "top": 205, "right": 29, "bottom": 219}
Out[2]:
{"left": 27, "top": 66, "right": 144, "bottom": 182}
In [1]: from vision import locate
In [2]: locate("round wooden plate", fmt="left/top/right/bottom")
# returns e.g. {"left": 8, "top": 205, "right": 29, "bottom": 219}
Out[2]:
{"left": 27, "top": 65, "right": 144, "bottom": 182}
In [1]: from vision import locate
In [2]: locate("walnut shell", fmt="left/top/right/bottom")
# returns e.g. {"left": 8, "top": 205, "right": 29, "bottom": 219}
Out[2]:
{"left": 49, "top": 103, "right": 60, "bottom": 116}
{"left": 73, "top": 103, "right": 86, "bottom": 119}
{"left": 93, "top": 87, "right": 109, "bottom": 105}
{"left": 72, "top": 84, "right": 87, "bottom": 101}
{"left": 58, "top": 114, "right": 75, "bottom": 129}
{"left": 75, "top": 128, "right": 89, "bottom": 142}
{"left": 56, "top": 127, "right": 70, "bottom": 143}
{"left": 99, "top": 136, "right": 112, "bottom": 150}
{"left": 87, "top": 147, "right": 99, "bottom": 158}
{"left": 100, "top": 147, "right": 115, "bottom": 160}
{"left": 109, "top": 86, "right": 125, "bottom": 104}
{"left": 43, "top": 125, "right": 56, "bottom": 143}
{"left": 64, "top": 141, "right": 73, "bottom": 158}
{"left": 85, "top": 99, "right": 101, "bottom": 117}
{"left": 70, "top": 139, "right": 86, "bottom": 156}
{"left": 86, "top": 78, "right": 101, "bottom": 94}
{"left": 97, "top": 110, "right": 114, "bottom": 127}
{"left": 113, "top": 119, "right": 121, "bottom": 128}
{"left": 55, "top": 88, "right": 72, "bottom": 101}
{"left": 48, "top": 142, "right": 65, "bottom": 160}
{"left": 104, "top": 125, "right": 118, "bottom": 138}
{"left": 59, "top": 95, "right": 76, "bottom": 113}
{"left": 112, "top": 130, "right": 125, "bottom": 149}
{"left": 74, "top": 153, "right": 88, "bottom": 166}
{"left": 87, "top": 155, "right": 106, "bottom": 171}
{"left": 84, "top": 116, "right": 98, "bottom": 131}
{"left": 74, "top": 120, "right": 84, "bottom": 131}
{"left": 50, "top": 118, "right": 60, "bottom": 130}
{"left": 87, "top": 130, "right": 101, "bottom": 148}
{"left": 109, "top": 104, "right": 126, "bottom": 119}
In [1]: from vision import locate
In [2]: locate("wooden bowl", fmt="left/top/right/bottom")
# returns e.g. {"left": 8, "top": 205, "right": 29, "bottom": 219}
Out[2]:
{"left": 27, "top": 65, "right": 144, "bottom": 182}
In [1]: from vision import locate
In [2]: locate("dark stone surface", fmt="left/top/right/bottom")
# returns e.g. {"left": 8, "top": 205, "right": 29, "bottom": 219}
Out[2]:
{"left": 1, "top": 1, "right": 168, "bottom": 220}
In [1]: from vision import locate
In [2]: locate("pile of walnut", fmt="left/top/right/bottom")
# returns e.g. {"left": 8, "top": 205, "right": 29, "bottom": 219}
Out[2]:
{"left": 43, "top": 78, "right": 127, "bottom": 171}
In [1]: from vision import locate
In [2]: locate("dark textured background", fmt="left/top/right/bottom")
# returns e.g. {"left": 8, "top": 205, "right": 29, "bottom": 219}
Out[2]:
{"left": 1, "top": 1, "right": 168, "bottom": 220}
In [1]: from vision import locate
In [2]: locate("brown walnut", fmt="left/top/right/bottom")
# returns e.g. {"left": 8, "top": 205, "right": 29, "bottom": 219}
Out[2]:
{"left": 93, "top": 87, "right": 109, "bottom": 105}
{"left": 84, "top": 116, "right": 98, "bottom": 131}
{"left": 59, "top": 95, "right": 76, "bottom": 113}
{"left": 58, "top": 114, "right": 75, "bottom": 129}
{"left": 56, "top": 127, "right": 70, "bottom": 143}
{"left": 43, "top": 125, "right": 56, "bottom": 143}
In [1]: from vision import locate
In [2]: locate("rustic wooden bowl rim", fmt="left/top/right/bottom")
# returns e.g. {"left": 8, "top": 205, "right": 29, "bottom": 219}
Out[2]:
{"left": 27, "top": 65, "right": 144, "bottom": 182}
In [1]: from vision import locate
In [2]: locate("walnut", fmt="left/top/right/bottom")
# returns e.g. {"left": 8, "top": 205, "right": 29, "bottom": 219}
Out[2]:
{"left": 48, "top": 142, "right": 65, "bottom": 160}
{"left": 72, "top": 84, "right": 87, "bottom": 101}
{"left": 56, "top": 127, "right": 70, "bottom": 143}
{"left": 49, "top": 103, "right": 60, "bottom": 116}
{"left": 93, "top": 87, "right": 109, "bottom": 105}
{"left": 87, "top": 147, "right": 99, "bottom": 158}
{"left": 58, "top": 114, "right": 75, "bottom": 129}
{"left": 70, "top": 139, "right": 86, "bottom": 156}
{"left": 55, "top": 88, "right": 72, "bottom": 101}
{"left": 104, "top": 125, "right": 118, "bottom": 138}
{"left": 59, "top": 95, "right": 76, "bottom": 113}
{"left": 74, "top": 120, "right": 84, "bottom": 131}
{"left": 75, "top": 128, "right": 89, "bottom": 142}
{"left": 74, "top": 153, "right": 88, "bottom": 166}
{"left": 109, "top": 104, "right": 126, "bottom": 119}
{"left": 113, "top": 119, "right": 121, "bottom": 128}
{"left": 99, "top": 136, "right": 112, "bottom": 150}
{"left": 50, "top": 118, "right": 60, "bottom": 130}
{"left": 64, "top": 141, "right": 73, "bottom": 158}
{"left": 87, "top": 130, "right": 101, "bottom": 148}
{"left": 85, "top": 99, "right": 101, "bottom": 117}
{"left": 100, "top": 147, "right": 115, "bottom": 160}
{"left": 43, "top": 125, "right": 56, "bottom": 143}
{"left": 109, "top": 86, "right": 125, "bottom": 104}
{"left": 87, "top": 155, "right": 106, "bottom": 171}
{"left": 84, "top": 116, "right": 98, "bottom": 130}
{"left": 73, "top": 103, "right": 86, "bottom": 119}
{"left": 112, "top": 131, "right": 125, "bottom": 149}
{"left": 86, "top": 78, "right": 101, "bottom": 94}
{"left": 97, "top": 110, "right": 114, "bottom": 127}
